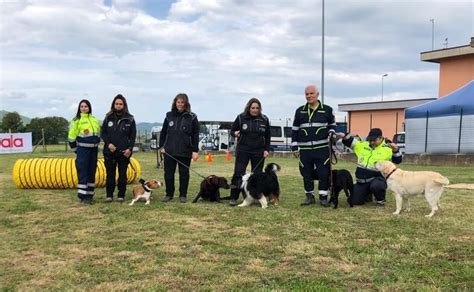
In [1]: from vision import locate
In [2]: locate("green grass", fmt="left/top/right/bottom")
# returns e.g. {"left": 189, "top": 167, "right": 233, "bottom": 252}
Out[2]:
{"left": 0, "top": 148, "right": 473, "bottom": 290}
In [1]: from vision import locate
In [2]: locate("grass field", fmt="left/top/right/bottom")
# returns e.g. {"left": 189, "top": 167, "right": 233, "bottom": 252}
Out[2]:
{"left": 1, "top": 147, "right": 473, "bottom": 290}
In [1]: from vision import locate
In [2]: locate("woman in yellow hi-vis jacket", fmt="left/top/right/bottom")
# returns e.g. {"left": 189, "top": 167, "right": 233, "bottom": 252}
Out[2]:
{"left": 68, "top": 99, "right": 101, "bottom": 204}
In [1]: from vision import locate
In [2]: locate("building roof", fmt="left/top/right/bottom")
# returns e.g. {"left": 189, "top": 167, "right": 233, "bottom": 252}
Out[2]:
{"left": 421, "top": 37, "right": 474, "bottom": 63}
{"left": 338, "top": 98, "right": 436, "bottom": 112}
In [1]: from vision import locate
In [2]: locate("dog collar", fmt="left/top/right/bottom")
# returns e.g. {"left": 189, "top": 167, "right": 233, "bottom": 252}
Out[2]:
{"left": 141, "top": 181, "right": 152, "bottom": 192}
{"left": 385, "top": 168, "right": 398, "bottom": 179}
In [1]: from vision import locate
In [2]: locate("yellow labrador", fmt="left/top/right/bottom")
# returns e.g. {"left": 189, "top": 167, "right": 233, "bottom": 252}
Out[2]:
{"left": 375, "top": 161, "right": 449, "bottom": 218}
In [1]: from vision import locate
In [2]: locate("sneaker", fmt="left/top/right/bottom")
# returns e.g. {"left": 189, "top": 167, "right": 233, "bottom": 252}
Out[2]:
{"left": 179, "top": 197, "right": 187, "bottom": 203}
{"left": 105, "top": 197, "right": 113, "bottom": 203}
{"left": 320, "top": 198, "right": 330, "bottom": 207}
{"left": 376, "top": 200, "right": 385, "bottom": 207}
{"left": 162, "top": 196, "right": 173, "bottom": 202}
{"left": 117, "top": 197, "right": 125, "bottom": 203}
{"left": 229, "top": 199, "right": 238, "bottom": 207}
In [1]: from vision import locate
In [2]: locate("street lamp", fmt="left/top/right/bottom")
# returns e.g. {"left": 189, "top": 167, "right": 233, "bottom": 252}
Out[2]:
{"left": 381, "top": 73, "right": 388, "bottom": 101}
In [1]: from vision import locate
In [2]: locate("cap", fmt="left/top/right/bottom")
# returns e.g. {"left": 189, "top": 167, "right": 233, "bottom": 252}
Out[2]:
{"left": 366, "top": 128, "right": 383, "bottom": 141}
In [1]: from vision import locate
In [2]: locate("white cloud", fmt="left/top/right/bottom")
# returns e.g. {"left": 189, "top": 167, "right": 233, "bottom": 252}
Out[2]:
{"left": 0, "top": 0, "right": 472, "bottom": 123}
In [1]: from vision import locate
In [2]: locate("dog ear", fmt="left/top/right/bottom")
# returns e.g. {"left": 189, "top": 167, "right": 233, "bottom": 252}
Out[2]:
{"left": 139, "top": 178, "right": 145, "bottom": 184}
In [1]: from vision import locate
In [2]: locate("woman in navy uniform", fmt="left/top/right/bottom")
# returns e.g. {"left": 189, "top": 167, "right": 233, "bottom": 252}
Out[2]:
{"left": 229, "top": 98, "right": 271, "bottom": 206}
{"left": 159, "top": 93, "right": 200, "bottom": 203}
{"left": 68, "top": 99, "right": 101, "bottom": 204}
{"left": 101, "top": 94, "right": 136, "bottom": 202}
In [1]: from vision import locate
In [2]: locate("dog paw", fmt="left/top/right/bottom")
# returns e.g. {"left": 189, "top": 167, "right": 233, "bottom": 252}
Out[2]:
{"left": 392, "top": 211, "right": 400, "bottom": 215}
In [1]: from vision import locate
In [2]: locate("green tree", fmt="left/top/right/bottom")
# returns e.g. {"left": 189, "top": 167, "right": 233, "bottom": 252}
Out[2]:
{"left": 26, "top": 117, "right": 69, "bottom": 144}
{"left": 1, "top": 112, "right": 24, "bottom": 132}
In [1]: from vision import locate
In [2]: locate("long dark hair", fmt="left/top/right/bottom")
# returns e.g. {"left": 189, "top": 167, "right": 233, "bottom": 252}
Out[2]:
{"left": 243, "top": 98, "right": 262, "bottom": 116}
{"left": 74, "top": 99, "right": 92, "bottom": 120}
{"left": 107, "top": 94, "right": 130, "bottom": 116}
{"left": 171, "top": 93, "right": 191, "bottom": 112}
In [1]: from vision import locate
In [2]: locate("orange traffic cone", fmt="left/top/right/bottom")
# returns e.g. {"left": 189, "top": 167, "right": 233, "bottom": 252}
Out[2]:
{"left": 225, "top": 151, "right": 231, "bottom": 161}
{"left": 205, "top": 153, "right": 213, "bottom": 163}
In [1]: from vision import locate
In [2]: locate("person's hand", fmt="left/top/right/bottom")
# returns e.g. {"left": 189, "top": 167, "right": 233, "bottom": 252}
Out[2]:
{"left": 335, "top": 132, "right": 346, "bottom": 140}
{"left": 192, "top": 152, "right": 199, "bottom": 161}
{"left": 122, "top": 148, "right": 132, "bottom": 158}
{"left": 388, "top": 142, "right": 399, "bottom": 152}
{"left": 234, "top": 131, "right": 240, "bottom": 138}
{"left": 263, "top": 150, "right": 269, "bottom": 158}
{"left": 160, "top": 148, "right": 165, "bottom": 154}
{"left": 108, "top": 143, "right": 117, "bottom": 153}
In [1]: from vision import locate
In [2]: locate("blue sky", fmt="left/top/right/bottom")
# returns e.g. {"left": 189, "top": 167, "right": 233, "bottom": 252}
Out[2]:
{"left": 1, "top": 0, "right": 473, "bottom": 123}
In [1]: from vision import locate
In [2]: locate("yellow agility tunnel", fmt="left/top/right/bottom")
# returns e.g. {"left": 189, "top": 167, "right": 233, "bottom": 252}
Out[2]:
{"left": 12, "top": 157, "right": 141, "bottom": 189}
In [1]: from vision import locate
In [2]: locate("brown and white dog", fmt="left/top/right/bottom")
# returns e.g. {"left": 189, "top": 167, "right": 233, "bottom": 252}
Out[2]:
{"left": 375, "top": 161, "right": 449, "bottom": 217}
{"left": 129, "top": 178, "right": 161, "bottom": 206}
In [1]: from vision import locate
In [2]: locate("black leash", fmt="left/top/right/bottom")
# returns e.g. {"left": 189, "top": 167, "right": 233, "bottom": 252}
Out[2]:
{"left": 162, "top": 151, "right": 208, "bottom": 180}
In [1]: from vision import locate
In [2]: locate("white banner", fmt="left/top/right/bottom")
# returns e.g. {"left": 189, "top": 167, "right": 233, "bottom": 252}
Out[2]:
{"left": 0, "top": 132, "right": 33, "bottom": 154}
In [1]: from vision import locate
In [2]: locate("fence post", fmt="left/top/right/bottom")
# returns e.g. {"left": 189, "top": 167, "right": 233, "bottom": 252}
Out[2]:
{"left": 457, "top": 108, "right": 464, "bottom": 153}
{"left": 424, "top": 111, "right": 429, "bottom": 153}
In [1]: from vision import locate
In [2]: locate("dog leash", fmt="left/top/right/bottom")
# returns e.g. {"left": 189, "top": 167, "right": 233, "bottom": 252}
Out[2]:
{"left": 162, "top": 151, "right": 208, "bottom": 180}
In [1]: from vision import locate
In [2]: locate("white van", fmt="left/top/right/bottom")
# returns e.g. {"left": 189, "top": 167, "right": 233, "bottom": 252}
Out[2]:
{"left": 269, "top": 121, "right": 292, "bottom": 151}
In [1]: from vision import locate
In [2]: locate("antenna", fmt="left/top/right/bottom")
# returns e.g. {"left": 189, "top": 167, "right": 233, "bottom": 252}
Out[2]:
{"left": 443, "top": 37, "right": 448, "bottom": 49}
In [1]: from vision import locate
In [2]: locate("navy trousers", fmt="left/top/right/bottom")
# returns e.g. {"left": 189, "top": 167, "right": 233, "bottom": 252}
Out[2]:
{"left": 299, "top": 149, "right": 330, "bottom": 198}
{"left": 75, "top": 146, "right": 98, "bottom": 201}
{"left": 163, "top": 155, "right": 192, "bottom": 198}
{"left": 104, "top": 154, "right": 130, "bottom": 199}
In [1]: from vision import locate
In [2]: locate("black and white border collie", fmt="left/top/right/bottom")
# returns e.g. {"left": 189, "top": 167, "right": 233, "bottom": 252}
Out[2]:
{"left": 238, "top": 163, "right": 281, "bottom": 209}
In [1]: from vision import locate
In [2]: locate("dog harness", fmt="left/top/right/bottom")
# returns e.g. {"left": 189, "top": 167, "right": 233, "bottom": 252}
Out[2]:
{"left": 141, "top": 181, "right": 152, "bottom": 193}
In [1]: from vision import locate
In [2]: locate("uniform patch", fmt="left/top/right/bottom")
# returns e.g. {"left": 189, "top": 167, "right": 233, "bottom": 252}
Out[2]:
{"left": 242, "top": 124, "right": 248, "bottom": 130}
{"left": 169, "top": 121, "right": 174, "bottom": 127}
{"left": 108, "top": 121, "right": 113, "bottom": 127}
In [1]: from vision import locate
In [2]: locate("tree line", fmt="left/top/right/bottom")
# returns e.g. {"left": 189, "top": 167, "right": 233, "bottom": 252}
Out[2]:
{"left": 0, "top": 111, "right": 69, "bottom": 144}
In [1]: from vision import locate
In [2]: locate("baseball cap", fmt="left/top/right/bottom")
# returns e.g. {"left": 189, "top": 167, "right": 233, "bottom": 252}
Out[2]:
{"left": 366, "top": 128, "right": 383, "bottom": 141}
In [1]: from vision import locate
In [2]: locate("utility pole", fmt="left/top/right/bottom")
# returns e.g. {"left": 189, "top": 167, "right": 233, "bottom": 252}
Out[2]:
{"left": 430, "top": 19, "right": 434, "bottom": 50}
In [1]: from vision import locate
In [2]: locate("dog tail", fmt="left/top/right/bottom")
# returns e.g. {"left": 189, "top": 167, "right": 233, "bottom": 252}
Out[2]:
{"left": 265, "top": 163, "right": 281, "bottom": 174}
{"left": 435, "top": 176, "right": 450, "bottom": 185}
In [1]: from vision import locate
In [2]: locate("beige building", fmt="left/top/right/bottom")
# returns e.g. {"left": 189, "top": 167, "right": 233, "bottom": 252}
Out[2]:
{"left": 338, "top": 99, "right": 434, "bottom": 140}
{"left": 339, "top": 37, "right": 474, "bottom": 140}
{"left": 421, "top": 37, "right": 474, "bottom": 97}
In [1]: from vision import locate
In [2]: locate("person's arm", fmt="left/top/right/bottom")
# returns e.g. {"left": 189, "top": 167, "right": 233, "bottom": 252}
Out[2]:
{"left": 327, "top": 108, "right": 337, "bottom": 135}
{"left": 128, "top": 118, "right": 136, "bottom": 150}
{"left": 68, "top": 119, "right": 78, "bottom": 150}
{"left": 264, "top": 117, "right": 271, "bottom": 152}
{"left": 389, "top": 143, "right": 403, "bottom": 164}
{"left": 101, "top": 116, "right": 110, "bottom": 146}
{"left": 341, "top": 133, "right": 356, "bottom": 149}
{"left": 191, "top": 115, "right": 200, "bottom": 153}
{"left": 158, "top": 117, "right": 168, "bottom": 149}
{"left": 291, "top": 109, "right": 300, "bottom": 152}
{"left": 230, "top": 115, "right": 240, "bottom": 137}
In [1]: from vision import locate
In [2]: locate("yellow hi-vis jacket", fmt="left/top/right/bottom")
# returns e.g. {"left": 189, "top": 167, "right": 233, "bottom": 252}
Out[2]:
{"left": 68, "top": 113, "right": 101, "bottom": 149}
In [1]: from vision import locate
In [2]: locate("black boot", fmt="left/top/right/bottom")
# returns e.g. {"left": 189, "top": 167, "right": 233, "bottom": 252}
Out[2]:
{"left": 300, "top": 193, "right": 316, "bottom": 206}
{"left": 319, "top": 195, "right": 330, "bottom": 207}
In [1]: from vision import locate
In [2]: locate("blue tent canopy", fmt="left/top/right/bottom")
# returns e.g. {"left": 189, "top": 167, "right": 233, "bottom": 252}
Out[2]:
{"left": 405, "top": 80, "right": 474, "bottom": 119}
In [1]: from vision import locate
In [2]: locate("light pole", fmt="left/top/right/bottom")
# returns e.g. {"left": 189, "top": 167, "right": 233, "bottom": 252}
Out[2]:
{"left": 321, "top": 0, "right": 325, "bottom": 103}
{"left": 381, "top": 73, "right": 388, "bottom": 101}
{"left": 430, "top": 19, "right": 435, "bottom": 50}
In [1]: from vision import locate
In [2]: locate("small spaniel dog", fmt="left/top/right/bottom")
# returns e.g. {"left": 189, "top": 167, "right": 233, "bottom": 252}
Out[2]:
{"left": 192, "top": 175, "right": 231, "bottom": 203}
{"left": 238, "top": 163, "right": 281, "bottom": 209}
{"left": 129, "top": 179, "right": 161, "bottom": 206}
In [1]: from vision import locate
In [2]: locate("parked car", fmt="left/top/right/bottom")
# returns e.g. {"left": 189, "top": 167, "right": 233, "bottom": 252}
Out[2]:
{"left": 393, "top": 132, "right": 405, "bottom": 153}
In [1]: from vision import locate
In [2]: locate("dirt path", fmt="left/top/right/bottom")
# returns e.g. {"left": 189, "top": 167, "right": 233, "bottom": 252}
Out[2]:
{"left": 446, "top": 183, "right": 474, "bottom": 190}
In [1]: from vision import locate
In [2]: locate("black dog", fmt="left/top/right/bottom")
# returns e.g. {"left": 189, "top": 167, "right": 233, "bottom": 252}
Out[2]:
{"left": 329, "top": 169, "right": 354, "bottom": 208}
{"left": 192, "top": 175, "right": 231, "bottom": 203}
